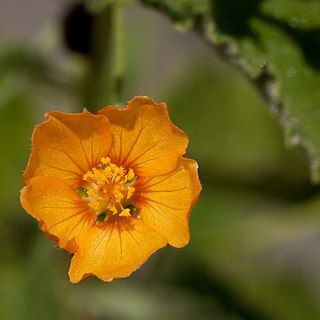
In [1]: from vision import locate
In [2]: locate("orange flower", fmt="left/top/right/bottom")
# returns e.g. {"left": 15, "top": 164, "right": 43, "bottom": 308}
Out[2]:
{"left": 20, "top": 96, "right": 201, "bottom": 283}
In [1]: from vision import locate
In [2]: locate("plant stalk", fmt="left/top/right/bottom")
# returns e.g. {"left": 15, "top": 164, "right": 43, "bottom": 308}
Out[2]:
{"left": 88, "top": 1, "right": 124, "bottom": 111}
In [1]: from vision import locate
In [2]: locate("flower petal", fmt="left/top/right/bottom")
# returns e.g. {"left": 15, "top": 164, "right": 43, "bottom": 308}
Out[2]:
{"left": 98, "top": 96, "right": 188, "bottom": 176}
{"left": 23, "top": 111, "right": 112, "bottom": 188}
{"left": 68, "top": 217, "right": 167, "bottom": 283}
{"left": 20, "top": 176, "right": 95, "bottom": 253}
{"left": 136, "top": 158, "right": 201, "bottom": 248}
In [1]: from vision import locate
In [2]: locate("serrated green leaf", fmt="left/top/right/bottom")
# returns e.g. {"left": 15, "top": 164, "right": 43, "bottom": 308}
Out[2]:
{"left": 140, "top": 0, "right": 320, "bottom": 182}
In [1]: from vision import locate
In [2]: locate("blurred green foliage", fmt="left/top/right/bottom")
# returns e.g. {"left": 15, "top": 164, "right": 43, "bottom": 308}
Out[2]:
{"left": 1, "top": 1, "right": 320, "bottom": 320}
{"left": 141, "top": 0, "right": 320, "bottom": 183}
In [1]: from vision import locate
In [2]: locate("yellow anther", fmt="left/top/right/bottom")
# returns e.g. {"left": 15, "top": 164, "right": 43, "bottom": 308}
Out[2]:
{"left": 119, "top": 208, "right": 131, "bottom": 217}
{"left": 107, "top": 203, "right": 118, "bottom": 215}
{"left": 90, "top": 199, "right": 101, "bottom": 211}
{"left": 102, "top": 169, "right": 112, "bottom": 181}
{"left": 83, "top": 171, "right": 94, "bottom": 181}
{"left": 113, "top": 188, "right": 124, "bottom": 202}
{"left": 101, "top": 157, "right": 111, "bottom": 165}
{"left": 80, "top": 157, "right": 137, "bottom": 219}
{"left": 127, "top": 169, "right": 135, "bottom": 181}
{"left": 127, "top": 187, "right": 135, "bottom": 200}
{"left": 87, "top": 188, "right": 96, "bottom": 197}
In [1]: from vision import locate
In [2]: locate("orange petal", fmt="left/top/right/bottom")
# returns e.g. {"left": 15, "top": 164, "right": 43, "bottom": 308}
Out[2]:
{"left": 23, "top": 111, "right": 112, "bottom": 188}
{"left": 136, "top": 158, "right": 201, "bottom": 248}
{"left": 98, "top": 96, "right": 188, "bottom": 177}
{"left": 20, "top": 176, "right": 95, "bottom": 253}
{"left": 68, "top": 217, "right": 167, "bottom": 283}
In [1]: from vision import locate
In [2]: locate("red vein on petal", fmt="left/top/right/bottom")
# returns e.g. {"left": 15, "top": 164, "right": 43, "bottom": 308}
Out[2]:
{"left": 117, "top": 222, "right": 123, "bottom": 264}
{"left": 90, "top": 135, "right": 94, "bottom": 168}
{"left": 140, "top": 196, "right": 186, "bottom": 210}
{"left": 63, "top": 213, "right": 89, "bottom": 247}
{"left": 55, "top": 116, "right": 92, "bottom": 170}
{"left": 42, "top": 145, "right": 87, "bottom": 173}
{"left": 42, "top": 194, "right": 78, "bottom": 205}
{"left": 117, "top": 128, "right": 124, "bottom": 165}
{"left": 39, "top": 205, "right": 81, "bottom": 210}
{"left": 130, "top": 155, "right": 164, "bottom": 168}
{"left": 125, "top": 132, "right": 167, "bottom": 168}
{"left": 85, "top": 226, "right": 109, "bottom": 262}
{"left": 138, "top": 167, "right": 183, "bottom": 190}
{"left": 95, "top": 134, "right": 103, "bottom": 166}
{"left": 79, "top": 139, "right": 91, "bottom": 170}
{"left": 121, "top": 219, "right": 144, "bottom": 254}
{"left": 121, "top": 110, "right": 154, "bottom": 165}
{"left": 143, "top": 186, "right": 190, "bottom": 194}
{"left": 50, "top": 117, "right": 92, "bottom": 170}
{"left": 45, "top": 165, "right": 82, "bottom": 177}
{"left": 47, "top": 207, "right": 89, "bottom": 231}
{"left": 60, "top": 177, "right": 81, "bottom": 185}
{"left": 124, "top": 220, "right": 155, "bottom": 238}
{"left": 101, "top": 224, "right": 115, "bottom": 265}
{"left": 142, "top": 201, "right": 171, "bottom": 224}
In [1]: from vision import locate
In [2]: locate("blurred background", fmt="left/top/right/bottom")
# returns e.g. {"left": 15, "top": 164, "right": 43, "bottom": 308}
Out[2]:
{"left": 2, "top": 1, "right": 320, "bottom": 319}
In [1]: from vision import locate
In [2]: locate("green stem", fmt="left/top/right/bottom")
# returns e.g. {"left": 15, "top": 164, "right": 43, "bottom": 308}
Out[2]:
{"left": 113, "top": 2, "right": 124, "bottom": 104}
{"left": 87, "top": 1, "right": 124, "bottom": 111}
